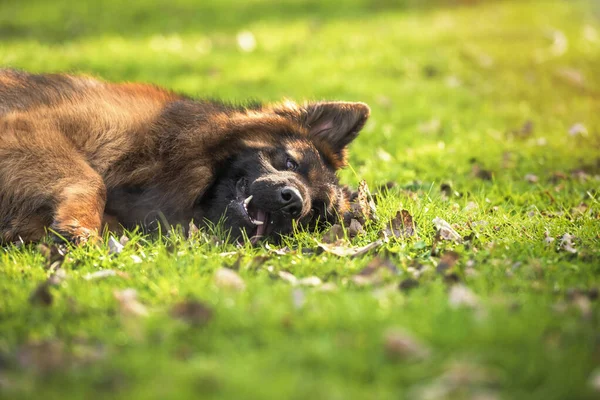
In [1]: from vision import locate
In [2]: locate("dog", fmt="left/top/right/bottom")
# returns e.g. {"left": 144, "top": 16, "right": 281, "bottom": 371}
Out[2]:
{"left": 0, "top": 69, "right": 370, "bottom": 244}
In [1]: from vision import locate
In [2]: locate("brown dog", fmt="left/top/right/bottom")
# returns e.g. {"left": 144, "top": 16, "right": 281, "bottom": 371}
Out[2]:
{"left": 0, "top": 69, "right": 370, "bottom": 244}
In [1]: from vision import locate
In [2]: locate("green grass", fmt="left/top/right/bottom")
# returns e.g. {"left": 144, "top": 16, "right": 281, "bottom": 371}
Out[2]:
{"left": 1, "top": 0, "right": 599, "bottom": 399}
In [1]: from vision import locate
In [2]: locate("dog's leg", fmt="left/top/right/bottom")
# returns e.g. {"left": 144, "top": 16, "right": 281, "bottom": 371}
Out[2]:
{"left": 0, "top": 119, "right": 106, "bottom": 244}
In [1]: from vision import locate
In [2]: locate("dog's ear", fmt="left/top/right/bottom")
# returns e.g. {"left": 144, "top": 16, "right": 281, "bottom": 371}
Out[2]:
{"left": 273, "top": 101, "right": 370, "bottom": 164}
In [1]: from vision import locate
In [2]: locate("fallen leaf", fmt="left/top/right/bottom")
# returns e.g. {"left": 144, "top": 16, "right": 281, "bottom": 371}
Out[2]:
{"left": 437, "top": 251, "right": 460, "bottom": 273}
{"left": 510, "top": 120, "right": 534, "bottom": 139}
{"left": 108, "top": 236, "right": 124, "bottom": 255}
{"left": 114, "top": 289, "right": 149, "bottom": 317}
{"left": 383, "top": 328, "right": 430, "bottom": 360}
{"left": 170, "top": 300, "right": 213, "bottom": 326}
{"left": 84, "top": 269, "right": 129, "bottom": 281}
{"left": 398, "top": 278, "right": 419, "bottom": 292}
{"left": 357, "top": 180, "right": 378, "bottom": 222}
{"left": 347, "top": 219, "right": 364, "bottom": 238}
{"left": 187, "top": 221, "right": 199, "bottom": 239}
{"left": 317, "top": 239, "right": 384, "bottom": 258}
{"left": 448, "top": 284, "right": 479, "bottom": 309}
{"left": 278, "top": 271, "right": 298, "bottom": 285}
{"left": 525, "top": 174, "right": 539, "bottom": 183}
{"left": 568, "top": 123, "right": 588, "bottom": 137}
{"left": 472, "top": 164, "right": 493, "bottom": 181}
{"left": 214, "top": 268, "right": 246, "bottom": 291}
{"left": 36, "top": 243, "right": 67, "bottom": 270}
{"left": 29, "top": 269, "right": 68, "bottom": 306}
{"left": 321, "top": 224, "right": 344, "bottom": 243}
{"left": 433, "top": 217, "right": 463, "bottom": 243}
{"left": 297, "top": 276, "right": 322, "bottom": 287}
{"left": 383, "top": 210, "right": 416, "bottom": 239}
{"left": 559, "top": 233, "right": 577, "bottom": 254}
{"left": 556, "top": 68, "right": 586, "bottom": 89}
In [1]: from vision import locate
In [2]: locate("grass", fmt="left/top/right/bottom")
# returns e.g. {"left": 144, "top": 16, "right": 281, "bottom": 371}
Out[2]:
{"left": 1, "top": 0, "right": 599, "bottom": 399}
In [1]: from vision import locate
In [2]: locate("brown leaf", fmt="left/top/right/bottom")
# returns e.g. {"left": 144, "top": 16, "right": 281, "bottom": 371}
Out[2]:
{"left": 114, "top": 289, "right": 149, "bottom": 317}
{"left": 321, "top": 224, "right": 345, "bottom": 243}
{"left": 437, "top": 251, "right": 460, "bottom": 273}
{"left": 29, "top": 269, "right": 68, "bottom": 307}
{"left": 214, "top": 268, "right": 246, "bottom": 291}
{"left": 347, "top": 219, "right": 364, "bottom": 238}
{"left": 384, "top": 210, "right": 416, "bottom": 239}
{"left": 524, "top": 174, "right": 539, "bottom": 183}
{"left": 383, "top": 328, "right": 430, "bottom": 360}
{"left": 398, "top": 278, "right": 419, "bottom": 292}
{"left": 433, "top": 217, "right": 463, "bottom": 243}
{"left": 357, "top": 180, "right": 378, "bottom": 222}
{"left": 317, "top": 239, "right": 384, "bottom": 258}
{"left": 170, "top": 300, "right": 213, "bottom": 326}
{"left": 472, "top": 164, "right": 493, "bottom": 181}
{"left": 36, "top": 243, "right": 67, "bottom": 270}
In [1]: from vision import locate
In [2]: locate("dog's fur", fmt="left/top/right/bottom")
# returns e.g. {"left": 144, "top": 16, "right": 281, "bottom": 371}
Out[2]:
{"left": 0, "top": 69, "right": 370, "bottom": 244}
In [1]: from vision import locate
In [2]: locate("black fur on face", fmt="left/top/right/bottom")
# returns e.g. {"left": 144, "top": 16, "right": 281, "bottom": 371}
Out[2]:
{"left": 196, "top": 138, "right": 343, "bottom": 243}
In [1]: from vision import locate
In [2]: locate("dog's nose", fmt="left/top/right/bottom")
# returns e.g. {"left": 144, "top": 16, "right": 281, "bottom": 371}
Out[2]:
{"left": 280, "top": 186, "right": 303, "bottom": 217}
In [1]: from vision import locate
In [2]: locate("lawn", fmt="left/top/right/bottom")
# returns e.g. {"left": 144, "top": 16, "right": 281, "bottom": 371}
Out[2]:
{"left": 1, "top": 0, "right": 599, "bottom": 399}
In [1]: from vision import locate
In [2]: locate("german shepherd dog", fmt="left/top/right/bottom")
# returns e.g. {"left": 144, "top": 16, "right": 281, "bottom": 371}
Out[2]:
{"left": 0, "top": 69, "right": 370, "bottom": 244}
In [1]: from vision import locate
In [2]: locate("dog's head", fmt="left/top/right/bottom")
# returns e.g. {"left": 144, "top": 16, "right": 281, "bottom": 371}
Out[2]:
{"left": 196, "top": 101, "right": 370, "bottom": 243}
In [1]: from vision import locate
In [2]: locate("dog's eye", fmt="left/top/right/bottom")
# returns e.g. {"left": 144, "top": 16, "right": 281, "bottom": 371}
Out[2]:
{"left": 285, "top": 158, "right": 298, "bottom": 171}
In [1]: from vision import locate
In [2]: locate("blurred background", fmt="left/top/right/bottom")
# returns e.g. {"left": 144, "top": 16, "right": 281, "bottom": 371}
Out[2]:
{"left": 1, "top": 0, "right": 599, "bottom": 185}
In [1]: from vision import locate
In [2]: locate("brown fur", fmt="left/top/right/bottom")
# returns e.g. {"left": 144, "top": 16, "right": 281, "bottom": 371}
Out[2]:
{"left": 0, "top": 70, "right": 369, "bottom": 244}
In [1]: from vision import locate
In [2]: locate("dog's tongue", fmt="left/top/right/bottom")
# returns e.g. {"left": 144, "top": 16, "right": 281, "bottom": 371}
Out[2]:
{"left": 255, "top": 210, "right": 267, "bottom": 236}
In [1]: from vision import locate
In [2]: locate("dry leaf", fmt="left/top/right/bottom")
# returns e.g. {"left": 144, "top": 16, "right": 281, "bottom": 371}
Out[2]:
{"left": 543, "top": 231, "right": 555, "bottom": 245}
{"left": 84, "top": 270, "right": 129, "bottom": 281}
{"left": 384, "top": 328, "right": 430, "bottom": 360}
{"left": 36, "top": 243, "right": 67, "bottom": 270}
{"left": 278, "top": 271, "right": 298, "bottom": 285}
{"left": 318, "top": 239, "right": 383, "bottom": 258}
{"left": 108, "top": 236, "right": 124, "bottom": 255}
{"left": 568, "top": 123, "right": 588, "bottom": 137}
{"left": 214, "top": 268, "right": 246, "bottom": 291}
{"left": 449, "top": 284, "right": 479, "bottom": 309}
{"left": 437, "top": 251, "right": 460, "bottom": 273}
{"left": 559, "top": 233, "right": 577, "bottom": 254}
{"left": 357, "top": 180, "right": 378, "bottom": 222}
{"left": 170, "top": 300, "right": 213, "bottom": 326}
{"left": 472, "top": 164, "right": 493, "bottom": 181}
{"left": 29, "top": 269, "right": 67, "bottom": 306}
{"left": 114, "top": 289, "right": 149, "bottom": 317}
{"left": 433, "top": 217, "right": 463, "bottom": 243}
{"left": 297, "top": 276, "right": 322, "bottom": 287}
{"left": 384, "top": 209, "right": 416, "bottom": 239}
{"left": 398, "top": 278, "right": 419, "bottom": 292}
{"left": 525, "top": 174, "right": 539, "bottom": 183}
{"left": 347, "top": 219, "right": 364, "bottom": 238}
{"left": 322, "top": 224, "right": 345, "bottom": 243}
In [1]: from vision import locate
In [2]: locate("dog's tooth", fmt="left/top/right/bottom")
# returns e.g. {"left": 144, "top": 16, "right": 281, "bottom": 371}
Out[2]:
{"left": 252, "top": 219, "right": 264, "bottom": 226}
{"left": 244, "top": 195, "right": 253, "bottom": 206}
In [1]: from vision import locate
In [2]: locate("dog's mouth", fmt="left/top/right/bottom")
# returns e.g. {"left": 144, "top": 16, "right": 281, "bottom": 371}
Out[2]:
{"left": 235, "top": 177, "right": 271, "bottom": 244}
{"left": 239, "top": 194, "right": 270, "bottom": 244}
